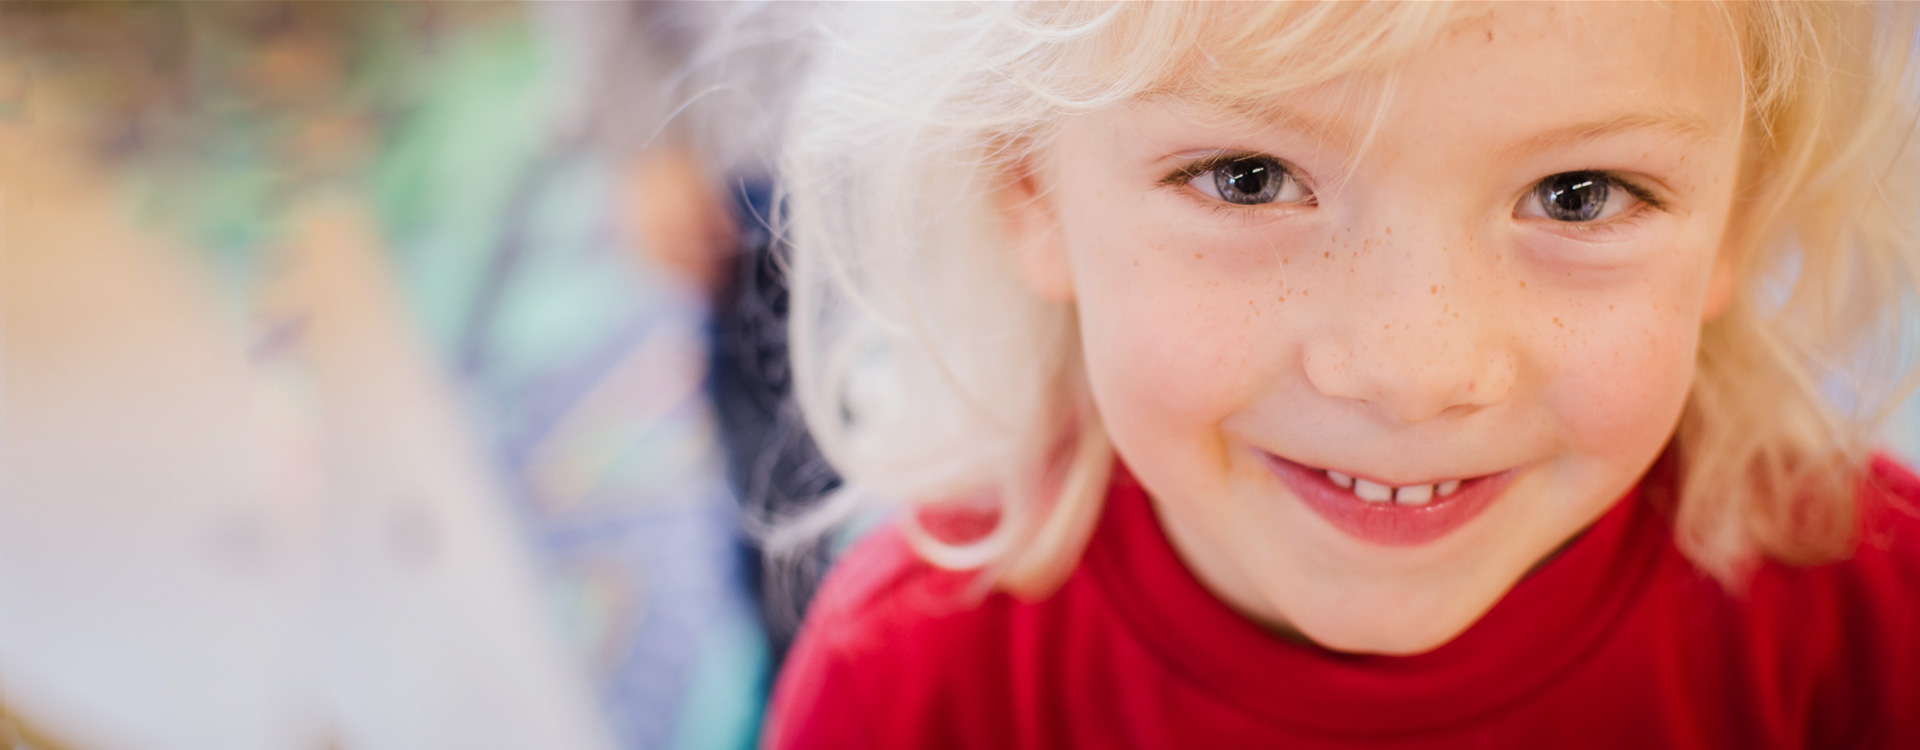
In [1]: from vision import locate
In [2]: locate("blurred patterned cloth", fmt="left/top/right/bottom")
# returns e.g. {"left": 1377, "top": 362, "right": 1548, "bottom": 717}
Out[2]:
{"left": 369, "top": 18, "right": 768, "bottom": 748}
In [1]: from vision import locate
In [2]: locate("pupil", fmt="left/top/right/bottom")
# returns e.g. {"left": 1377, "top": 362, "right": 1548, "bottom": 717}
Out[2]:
{"left": 1543, "top": 172, "right": 1608, "bottom": 222}
{"left": 1229, "top": 162, "right": 1268, "bottom": 195}
{"left": 1214, "top": 157, "right": 1280, "bottom": 204}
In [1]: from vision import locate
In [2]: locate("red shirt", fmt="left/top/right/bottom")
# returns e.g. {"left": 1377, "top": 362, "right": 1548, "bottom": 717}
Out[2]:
{"left": 765, "top": 458, "right": 1920, "bottom": 748}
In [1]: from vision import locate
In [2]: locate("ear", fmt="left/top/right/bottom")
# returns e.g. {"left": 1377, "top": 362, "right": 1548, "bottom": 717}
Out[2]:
{"left": 996, "top": 157, "right": 1075, "bottom": 303}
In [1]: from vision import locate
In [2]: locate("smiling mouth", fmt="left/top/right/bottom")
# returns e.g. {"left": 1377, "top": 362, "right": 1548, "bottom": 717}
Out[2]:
{"left": 1258, "top": 453, "right": 1519, "bottom": 547}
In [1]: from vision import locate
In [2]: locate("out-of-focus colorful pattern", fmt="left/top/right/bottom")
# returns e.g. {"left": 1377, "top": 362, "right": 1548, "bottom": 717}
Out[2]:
{"left": 0, "top": 4, "right": 764, "bottom": 749}
{"left": 365, "top": 19, "right": 767, "bottom": 750}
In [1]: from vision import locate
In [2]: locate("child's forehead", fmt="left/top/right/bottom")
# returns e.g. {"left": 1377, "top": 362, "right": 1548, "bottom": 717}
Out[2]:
{"left": 1104, "top": 3, "right": 1743, "bottom": 151}
{"left": 1132, "top": 3, "right": 1739, "bottom": 113}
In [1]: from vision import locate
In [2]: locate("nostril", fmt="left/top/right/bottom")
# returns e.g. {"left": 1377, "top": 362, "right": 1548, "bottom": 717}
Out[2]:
{"left": 1302, "top": 344, "right": 1358, "bottom": 402}
{"left": 1472, "top": 351, "right": 1518, "bottom": 405}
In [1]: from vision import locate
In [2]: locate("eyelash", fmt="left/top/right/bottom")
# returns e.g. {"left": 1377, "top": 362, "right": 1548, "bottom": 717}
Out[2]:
{"left": 1157, "top": 152, "right": 1315, "bottom": 216}
{"left": 1530, "top": 172, "right": 1667, "bottom": 238}
{"left": 1590, "top": 174, "right": 1664, "bottom": 211}
{"left": 1160, "top": 154, "right": 1669, "bottom": 233}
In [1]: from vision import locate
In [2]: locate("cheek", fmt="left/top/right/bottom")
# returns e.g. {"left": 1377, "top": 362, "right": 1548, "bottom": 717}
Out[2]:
{"left": 1541, "top": 291, "right": 1702, "bottom": 461}
{"left": 1066, "top": 211, "right": 1290, "bottom": 468}
{"left": 1525, "top": 207, "right": 1723, "bottom": 461}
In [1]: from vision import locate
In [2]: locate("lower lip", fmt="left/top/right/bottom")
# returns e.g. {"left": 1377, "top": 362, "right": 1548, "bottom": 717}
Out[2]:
{"left": 1259, "top": 453, "right": 1517, "bottom": 547}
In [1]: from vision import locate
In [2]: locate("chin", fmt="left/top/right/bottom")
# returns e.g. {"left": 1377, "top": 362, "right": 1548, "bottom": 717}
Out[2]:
{"left": 1291, "top": 602, "right": 1485, "bottom": 656}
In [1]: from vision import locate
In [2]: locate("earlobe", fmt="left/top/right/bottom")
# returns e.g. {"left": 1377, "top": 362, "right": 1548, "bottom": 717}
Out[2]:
{"left": 997, "top": 158, "right": 1076, "bottom": 303}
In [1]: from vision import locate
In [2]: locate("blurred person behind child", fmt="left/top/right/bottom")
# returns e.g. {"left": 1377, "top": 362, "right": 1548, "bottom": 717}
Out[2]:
{"left": 548, "top": 1, "right": 839, "bottom": 668}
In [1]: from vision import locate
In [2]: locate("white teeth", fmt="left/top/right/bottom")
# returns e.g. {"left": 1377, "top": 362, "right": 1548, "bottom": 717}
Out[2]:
{"left": 1323, "top": 469, "right": 1463, "bottom": 506}
{"left": 1394, "top": 483, "right": 1434, "bottom": 506}
{"left": 1353, "top": 479, "right": 1393, "bottom": 503}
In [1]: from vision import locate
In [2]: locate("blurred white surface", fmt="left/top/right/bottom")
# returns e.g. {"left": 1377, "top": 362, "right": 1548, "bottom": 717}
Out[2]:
{"left": 0, "top": 132, "right": 615, "bottom": 750}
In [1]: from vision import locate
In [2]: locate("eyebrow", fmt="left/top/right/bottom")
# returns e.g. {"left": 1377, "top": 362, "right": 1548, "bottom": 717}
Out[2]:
{"left": 1206, "top": 97, "right": 1717, "bottom": 161}
{"left": 1493, "top": 111, "right": 1718, "bottom": 160}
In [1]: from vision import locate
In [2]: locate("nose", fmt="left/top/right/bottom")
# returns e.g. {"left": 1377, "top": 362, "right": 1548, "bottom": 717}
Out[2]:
{"left": 1301, "top": 235, "right": 1517, "bottom": 425}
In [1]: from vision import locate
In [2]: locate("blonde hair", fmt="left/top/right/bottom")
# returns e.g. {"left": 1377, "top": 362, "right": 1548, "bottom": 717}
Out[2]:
{"left": 780, "top": 2, "right": 1920, "bottom": 594}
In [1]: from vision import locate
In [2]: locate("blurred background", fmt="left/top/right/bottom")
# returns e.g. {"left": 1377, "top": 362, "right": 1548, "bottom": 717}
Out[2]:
{"left": 9, "top": 4, "right": 1920, "bottom": 750}
{"left": 0, "top": 3, "right": 829, "bottom": 749}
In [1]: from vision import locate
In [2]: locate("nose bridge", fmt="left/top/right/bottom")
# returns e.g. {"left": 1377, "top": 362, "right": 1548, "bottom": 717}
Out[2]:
{"left": 1305, "top": 215, "right": 1516, "bottom": 423}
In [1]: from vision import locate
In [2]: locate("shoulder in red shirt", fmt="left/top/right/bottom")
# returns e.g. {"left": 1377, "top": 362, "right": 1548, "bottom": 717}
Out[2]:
{"left": 764, "top": 457, "right": 1920, "bottom": 749}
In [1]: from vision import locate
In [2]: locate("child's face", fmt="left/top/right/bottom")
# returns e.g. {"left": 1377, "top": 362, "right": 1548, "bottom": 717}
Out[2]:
{"left": 1010, "top": 3, "right": 1743, "bottom": 654}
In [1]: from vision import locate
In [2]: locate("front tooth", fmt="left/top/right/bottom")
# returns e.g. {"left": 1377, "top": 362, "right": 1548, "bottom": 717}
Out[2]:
{"left": 1395, "top": 483, "right": 1434, "bottom": 506}
{"left": 1437, "top": 479, "right": 1462, "bottom": 497}
{"left": 1327, "top": 470, "right": 1354, "bottom": 489}
{"left": 1353, "top": 479, "right": 1392, "bottom": 503}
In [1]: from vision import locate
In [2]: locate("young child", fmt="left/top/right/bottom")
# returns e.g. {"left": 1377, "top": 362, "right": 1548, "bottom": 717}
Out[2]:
{"left": 764, "top": 3, "right": 1920, "bottom": 746}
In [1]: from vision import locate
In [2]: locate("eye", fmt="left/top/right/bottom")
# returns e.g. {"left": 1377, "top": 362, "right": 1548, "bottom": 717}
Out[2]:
{"left": 1188, "top": 155, "right": 1312, "bottom": 206}
{"left": 1519, "top": 171, "right": 1638, "bottom": 223}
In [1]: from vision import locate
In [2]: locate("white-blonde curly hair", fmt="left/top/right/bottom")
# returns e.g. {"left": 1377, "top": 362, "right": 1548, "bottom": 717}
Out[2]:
{"left": 778, "top": 2, "right": 1920, "bottom": 595}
